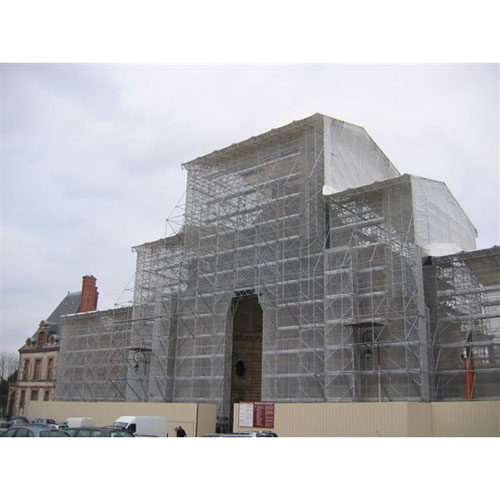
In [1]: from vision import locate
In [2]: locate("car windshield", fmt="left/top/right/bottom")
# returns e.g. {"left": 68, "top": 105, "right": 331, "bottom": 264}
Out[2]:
{"left": 112, "top": 422, "right": 127, "bottom": 428}
{"left": 40, "top": 431, "right": 68, "bottom": 437}
{"left": 110, "top": 431, "right": 133, "bottom": 437}
{"left": 1, "top": 428, "right": 18, "bottom": 437}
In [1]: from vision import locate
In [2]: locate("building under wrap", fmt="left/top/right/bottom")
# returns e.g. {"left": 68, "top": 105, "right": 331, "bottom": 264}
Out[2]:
{"left": 55, "top": 114, "right": 500, "bottom": 428}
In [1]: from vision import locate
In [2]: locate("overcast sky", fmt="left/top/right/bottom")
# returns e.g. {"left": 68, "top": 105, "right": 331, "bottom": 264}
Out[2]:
{"left": 1, "top": 63, "right": 499, "bottom": 352}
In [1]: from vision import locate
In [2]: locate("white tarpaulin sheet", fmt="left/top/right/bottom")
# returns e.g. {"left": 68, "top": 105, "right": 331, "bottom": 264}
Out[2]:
{"left": 323, "top": 116, "right": 399, "bottom": 194}
{"left": 410, "top": 176, "right": 477, "bottom": 253}
{"left": 420, "top": 243, "right": 463, "bottom": 257}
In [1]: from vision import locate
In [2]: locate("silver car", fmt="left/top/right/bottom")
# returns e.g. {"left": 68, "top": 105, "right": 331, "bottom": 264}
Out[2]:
{"left": 31, "top": 418, "right": 58, "bottom": 429}
{"left": 0, "top": 425, "right": 70, "bottom": 437}
{"left": 202, "top": 431, "right": 278, "bottom": 437}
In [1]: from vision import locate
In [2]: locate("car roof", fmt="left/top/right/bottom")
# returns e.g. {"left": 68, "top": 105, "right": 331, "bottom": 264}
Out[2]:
{"left": 7, "top": 425, "right": 68, "bottom": 433}
{"left": 72, "top": 426, "right": 132, "bottom": 432}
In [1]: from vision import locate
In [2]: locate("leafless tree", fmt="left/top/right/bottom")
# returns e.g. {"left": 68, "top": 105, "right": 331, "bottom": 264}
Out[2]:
{"left": 0, "top": 351, "right": 19, "bottom": 380}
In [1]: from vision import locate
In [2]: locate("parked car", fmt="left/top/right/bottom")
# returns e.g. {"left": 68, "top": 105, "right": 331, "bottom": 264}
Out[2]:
{"left": 0, "top": 417, "right": 10, "bottom": 435}
{"left": 8, "top": 416, "right": 30, "bottom": 425}
{"left": 0, "top": 425, "right": 70, "bottom": 437}
{"left": 66, "top": 426, "right": 134, "bottom": 437}
{"left": 31, "top": 418, "right": 58, "bottom": 429}
{"left": 202, "top": 431, "right": 278, "bottom": 437}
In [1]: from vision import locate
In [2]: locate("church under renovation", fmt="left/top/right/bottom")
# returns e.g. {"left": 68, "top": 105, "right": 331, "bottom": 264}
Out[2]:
{"left": 54, "top": 113, "right": 500, "bottom": 428}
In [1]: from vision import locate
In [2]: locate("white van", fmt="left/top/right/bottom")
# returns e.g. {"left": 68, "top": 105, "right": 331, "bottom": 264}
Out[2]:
{"left": 112, "top": 416, "right": 168, "bottom": 437}
{"left": 61, "top": 417, "right": 95, "bottom": 429}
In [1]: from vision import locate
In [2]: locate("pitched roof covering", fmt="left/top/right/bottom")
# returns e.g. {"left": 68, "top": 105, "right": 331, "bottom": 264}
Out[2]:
{"left": 181, "top": 113, "right": 348, "bottom": 168}
{"left": 323, "top": 173, "right": 411, "bottom": 200}
{"left": 323, "top": 173, "right": 477, "bottom": 239}
{"left": 132, "top": 232, "right": 184, "bottom": 252}
{"left": 46, "top": 291, "right": 82, "bottom": 330}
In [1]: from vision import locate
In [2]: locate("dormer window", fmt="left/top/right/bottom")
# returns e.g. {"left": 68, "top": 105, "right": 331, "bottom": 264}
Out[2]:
{"left": 37, "top": 331, "right": 45, "bottom": 347}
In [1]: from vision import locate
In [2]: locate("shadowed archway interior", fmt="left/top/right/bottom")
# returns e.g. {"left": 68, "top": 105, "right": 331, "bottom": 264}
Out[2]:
{"left": 230, "top": 294, "right": 263, "bottom": 409}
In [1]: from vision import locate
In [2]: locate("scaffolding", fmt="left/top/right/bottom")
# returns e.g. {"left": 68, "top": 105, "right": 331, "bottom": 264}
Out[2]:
{"left": 56, "top": 235, "right": 186, "bottom": 403}
{"left": 424, "top": 248, "right": 500, "bottom": 400}
{"left": 169, "top": 118, "right": 328, "bottom": 425}
{"left": 323, "top": 177, "right": 430, "bottom": 402}
{"left": 55, "top": 307, "right": 131, "bottom": 401}
{"left": 55, "top": 113, "right": 499, "bottom": 425}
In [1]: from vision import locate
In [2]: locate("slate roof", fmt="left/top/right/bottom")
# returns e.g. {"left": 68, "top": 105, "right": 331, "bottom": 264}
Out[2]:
{"left": 46, "top": 291, "right": 82, "bottom": 331}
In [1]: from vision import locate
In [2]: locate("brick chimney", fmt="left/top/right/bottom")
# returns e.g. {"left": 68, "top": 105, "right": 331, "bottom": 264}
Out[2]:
{"left": 78, "top": 275, "right": 98, "bottom": 313}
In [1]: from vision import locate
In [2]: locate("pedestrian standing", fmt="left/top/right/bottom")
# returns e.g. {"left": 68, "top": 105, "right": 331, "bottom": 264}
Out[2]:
{"left": 175, "top": 425, "right": 187, "bottom": 437}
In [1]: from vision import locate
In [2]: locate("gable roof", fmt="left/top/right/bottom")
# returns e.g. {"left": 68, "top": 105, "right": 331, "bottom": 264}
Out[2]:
{"left": 181, "top": 113, "right": 343, "bottom": 168}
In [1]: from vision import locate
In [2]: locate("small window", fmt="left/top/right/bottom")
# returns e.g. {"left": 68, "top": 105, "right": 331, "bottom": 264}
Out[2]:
{"left": 33, "top": 359, "right": 42, "bottom": 380}
{"left": 23, "top": 360, "right": 31, "bottom": 381}
{"left": 235, "top": 360, "right": 246, "bottom": 377}
{"left": 20, "top": 390, "right": 26, "bottom": 408}
{"left": 47, "top": 358, "right": 54, "bottom": 380}
{"left": 44, "top": 390, "right": 50, "bottom": 401}
{"left": 30, "top": 390, "right": 38, "bottom": 401}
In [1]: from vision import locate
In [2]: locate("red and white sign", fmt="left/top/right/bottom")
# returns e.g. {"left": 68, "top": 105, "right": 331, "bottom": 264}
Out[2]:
{"left": 238, "top": 401, "right": 275, "bottom": 428}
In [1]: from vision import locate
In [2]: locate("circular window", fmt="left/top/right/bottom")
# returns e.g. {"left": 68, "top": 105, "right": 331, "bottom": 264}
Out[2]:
{"left": 235, "top": 360, "right": 246, "bottom": 377}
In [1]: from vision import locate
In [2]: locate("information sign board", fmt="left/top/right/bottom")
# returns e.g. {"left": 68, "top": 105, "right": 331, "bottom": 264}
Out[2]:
{"left": 238, "top": 401, "right": 275, "bottom": 428}
{"left": 254, "top": 401, "right": 275, "bottom": 428}
{"left": 239, "top": 402, "right": 254, "bottom": 427}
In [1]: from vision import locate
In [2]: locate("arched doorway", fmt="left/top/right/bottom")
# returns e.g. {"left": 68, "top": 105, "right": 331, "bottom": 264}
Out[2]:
{"left": 230, "top": 292, "right": 263, "bottom": 423}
